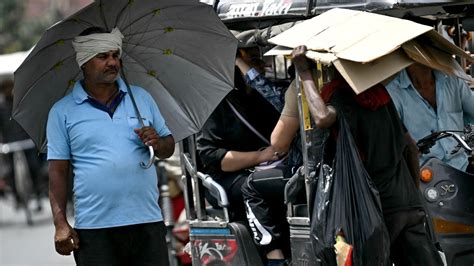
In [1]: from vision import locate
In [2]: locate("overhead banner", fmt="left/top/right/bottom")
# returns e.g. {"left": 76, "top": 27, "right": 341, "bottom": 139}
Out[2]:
{"left": 213, "top": 0, "right": 474, "bottom": 21}
{"left": 216, "top": 0, "right": 304, "bottom": 19}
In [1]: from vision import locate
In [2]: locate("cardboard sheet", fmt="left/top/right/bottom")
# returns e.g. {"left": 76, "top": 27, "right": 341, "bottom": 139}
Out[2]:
{"left": 266, "top": 8, "right": 474, "bottom": 94}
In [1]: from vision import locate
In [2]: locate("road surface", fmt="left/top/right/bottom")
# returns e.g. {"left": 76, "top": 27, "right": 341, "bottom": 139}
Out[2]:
{"left": 0, "top": 196, "right": 75, "bottom": 266}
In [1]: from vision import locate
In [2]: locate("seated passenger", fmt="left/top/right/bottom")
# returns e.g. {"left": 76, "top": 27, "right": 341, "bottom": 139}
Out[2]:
{"left": 386, "top": 63, "right": 474, "bottom": 173}
{"left": 241, "top": 62, "right": 328, "bottom": 266}
{"left": 196, "top": 52, "right": 282, "bottom": 221}
{"left": 235, "top": 46, "right": 284, "bottom": 112}
{"left": 241, "top": 79, "right": 302, "bottom": 266}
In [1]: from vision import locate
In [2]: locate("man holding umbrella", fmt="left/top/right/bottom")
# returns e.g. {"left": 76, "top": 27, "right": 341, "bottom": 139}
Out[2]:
{"left": 47, "top": 27, "right": 174, "bottom": 265}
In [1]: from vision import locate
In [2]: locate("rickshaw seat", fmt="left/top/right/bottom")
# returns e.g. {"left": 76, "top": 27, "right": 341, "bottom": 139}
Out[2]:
{"left": 293, "top": 204, "right": 309, "bottom": 217}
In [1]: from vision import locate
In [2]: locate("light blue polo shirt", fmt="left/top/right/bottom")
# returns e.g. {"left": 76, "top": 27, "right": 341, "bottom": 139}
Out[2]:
{"left": 47, "top": 78, "right": 171, "bottom": 229}
{"left": 386, "top": 69, "right": 474, "bottom": 171}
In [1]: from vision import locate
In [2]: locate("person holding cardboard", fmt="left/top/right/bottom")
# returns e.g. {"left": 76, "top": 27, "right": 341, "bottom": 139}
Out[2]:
{"left": 291, "top": 45, "right": 443, "bottom": 265}
{"left": 386, "top": 63, "right": 474, "bottom": 173}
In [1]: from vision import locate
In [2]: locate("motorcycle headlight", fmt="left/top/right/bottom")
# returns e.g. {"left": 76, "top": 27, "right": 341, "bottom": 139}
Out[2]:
{"left": 425, "top": 187, "right": 439, "bottom": 202}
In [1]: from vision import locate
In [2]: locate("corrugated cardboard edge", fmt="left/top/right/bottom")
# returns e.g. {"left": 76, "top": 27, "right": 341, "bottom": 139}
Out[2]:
{"left": 266, "top": 8, "right": 474, "bottom": 93}
{"left": 268, "top": 8, "right": 433, "bottom": 63}
{"left": 333, "top": 49, "right": 413, "bottom": 94}
{"left": 265, "top": 46, "right": 414, "bottom": 94}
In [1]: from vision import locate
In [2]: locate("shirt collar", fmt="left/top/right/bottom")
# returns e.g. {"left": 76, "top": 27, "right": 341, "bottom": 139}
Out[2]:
{"left": 72, "top": 77, "right": 128, "bottom": 104}
{"left": 397, "top": 68, "right": 447, "bottom": 90}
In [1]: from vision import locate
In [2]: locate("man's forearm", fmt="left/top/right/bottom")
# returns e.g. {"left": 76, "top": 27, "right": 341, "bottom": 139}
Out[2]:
{"left": 271, "top": 116, "right": 299, "bottom": 153}
{"left": 235, "top": 57, "right": 251, "bottom": 75}
{"left": 48, "top": 161, "right": 70, "bottom": 227}
{"left": 300, "top": 71, "right": 337, "bottom": 128}
{"left": 221, "top": 150, "right": 267, "bottom": 172}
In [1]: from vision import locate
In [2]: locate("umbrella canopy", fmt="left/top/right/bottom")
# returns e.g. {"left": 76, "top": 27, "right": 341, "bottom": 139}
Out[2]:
{"left": 13, "top": 0, "right": 237, "bottom": 152}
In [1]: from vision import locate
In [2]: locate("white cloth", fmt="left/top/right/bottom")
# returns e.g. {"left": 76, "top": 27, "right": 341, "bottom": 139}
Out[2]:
{"left": 72, "top": 28, "right": 124, "bottom": 67}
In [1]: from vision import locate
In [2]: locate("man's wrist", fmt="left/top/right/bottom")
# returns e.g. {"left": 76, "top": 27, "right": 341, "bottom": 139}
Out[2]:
{"left": 152, "top": 138, "right": 160, "bottom": 152}
{"left": 274, "top": 151, "right": 288, "bottom": 159}
{"left": 53, "top": 213, "right": 69, "bottom": 227}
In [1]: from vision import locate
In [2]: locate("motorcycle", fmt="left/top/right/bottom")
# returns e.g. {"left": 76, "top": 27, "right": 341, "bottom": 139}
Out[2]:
{"left": 416, "top": 125, "right": 474, "bottom": 266}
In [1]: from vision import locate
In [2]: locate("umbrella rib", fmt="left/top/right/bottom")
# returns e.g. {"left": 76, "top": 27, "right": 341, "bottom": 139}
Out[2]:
{"left": 25, "top": 23, "right": 231, "bottom": 68}
{"left": 118, "top": 3, "right": 202, "bottom": 33}
{"left": 120, "top": 8, "right": 160, "bottom": 58}
{"left": 16, "top": 54, "right": 79, "bottom": 108}
{"left": 123, "top": 48, "right": 232, "bottom": 126}
{"left": 97, "top": 0, "right": 110, "bottom": 30}
{"left": 114, "top": 2, "right": 134, "bottom": 30}
{"left": 123, "top": 26, "right": 235, "bottom": 41}
{"left": 122, "top": 26, "right": 236, "bottom": 55}
{"left": 113, "top": 4, "right": 233, "bottom": 40}
{"left": 23, "top": 38, "right": 73, "bottom": 66}
{"left": 22, "top": 14, "right": 101, "bottom": 66}
{"left": 122, "top": 51, "right": 191, "bottom": 118}
{"left": 122, "top": 40, "right": 230, "bottom": 83}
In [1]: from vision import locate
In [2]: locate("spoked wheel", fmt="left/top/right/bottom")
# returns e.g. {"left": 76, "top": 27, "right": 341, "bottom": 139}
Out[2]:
{"left": 13, "top": 150, "right": 33, "bottom": 226}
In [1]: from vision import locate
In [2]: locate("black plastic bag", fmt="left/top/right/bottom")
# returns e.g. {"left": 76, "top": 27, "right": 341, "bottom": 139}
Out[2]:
{"left": 311, "top": 116, "right": 390, "bottom": 266}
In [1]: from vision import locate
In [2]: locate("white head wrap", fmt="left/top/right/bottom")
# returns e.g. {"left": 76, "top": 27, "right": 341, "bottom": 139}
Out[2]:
{"left": 72, "top": 27, "right": 124, "bottom": 67}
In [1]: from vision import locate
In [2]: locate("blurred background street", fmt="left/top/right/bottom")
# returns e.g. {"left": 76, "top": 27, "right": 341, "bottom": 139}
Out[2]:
{"left": 0, "top": 196, "right": 75, "bottom": 266}
{"left": 0, "top": 1, "right": 91, "bottom": 265}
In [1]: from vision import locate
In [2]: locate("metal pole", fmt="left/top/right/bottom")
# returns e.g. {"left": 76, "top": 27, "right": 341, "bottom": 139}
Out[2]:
{"left": 306, "top": 0, "right": 314, "bottom": 16}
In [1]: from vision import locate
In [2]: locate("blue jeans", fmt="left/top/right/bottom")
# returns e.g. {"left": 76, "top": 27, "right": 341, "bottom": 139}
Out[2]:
{"left": 73, "top": 221, "right": 169, "bottom": 266}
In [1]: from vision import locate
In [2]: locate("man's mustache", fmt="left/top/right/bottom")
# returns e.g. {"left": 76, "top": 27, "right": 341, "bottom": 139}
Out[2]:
{"left": 104, "top": 67, "right": 119, "bottom": 73}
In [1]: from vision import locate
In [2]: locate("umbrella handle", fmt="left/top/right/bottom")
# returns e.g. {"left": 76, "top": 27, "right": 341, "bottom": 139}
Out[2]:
{"left": 140, "top": 146, "right": 155, "bottom": 169}
{"left": 120, "top": 67, "right": 155, "bottom": 169}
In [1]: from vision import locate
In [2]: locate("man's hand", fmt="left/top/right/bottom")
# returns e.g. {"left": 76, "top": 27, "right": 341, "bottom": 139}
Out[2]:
{"left": 258, "top": 146, "right": 280, "bottom": 163}
{"left": 54, "top": 223, "right": 79, "bottom": 255}
{"left": 134, "top": 126, "right": 159, "bottom": 150}
{"left": 134, "top": 127, "right": 175, "bottom": 159}
{"left": 291, "top": 45, "right": 313, "bottom": 73}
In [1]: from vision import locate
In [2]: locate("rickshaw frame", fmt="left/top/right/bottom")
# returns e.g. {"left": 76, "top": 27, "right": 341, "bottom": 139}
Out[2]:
{"left": 178, "top": 1, "right": 474, "bottom": 265}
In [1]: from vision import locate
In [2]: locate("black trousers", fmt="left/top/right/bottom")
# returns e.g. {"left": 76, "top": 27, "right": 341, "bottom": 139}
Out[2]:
{"left": 205, "top": 172, "right": 249, "bottom": 222}
{"left": 241, "top": 168, "right": 290, "bottom": 257}
{"left": 74, "top": 221, "right": 169, "bottom": 266}
{"left": 385, "top": 209, "right": 443, "bottom": 266}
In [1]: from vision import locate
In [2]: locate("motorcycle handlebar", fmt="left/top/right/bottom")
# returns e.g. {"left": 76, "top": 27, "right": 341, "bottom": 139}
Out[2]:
{"left": 417, "top": 130, "right": 473, "bottom": 155}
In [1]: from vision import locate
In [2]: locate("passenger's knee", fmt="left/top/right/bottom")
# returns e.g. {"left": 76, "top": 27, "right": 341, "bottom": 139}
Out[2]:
{"left": 240, "top": 176, "right": 253, "bottom": 197}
